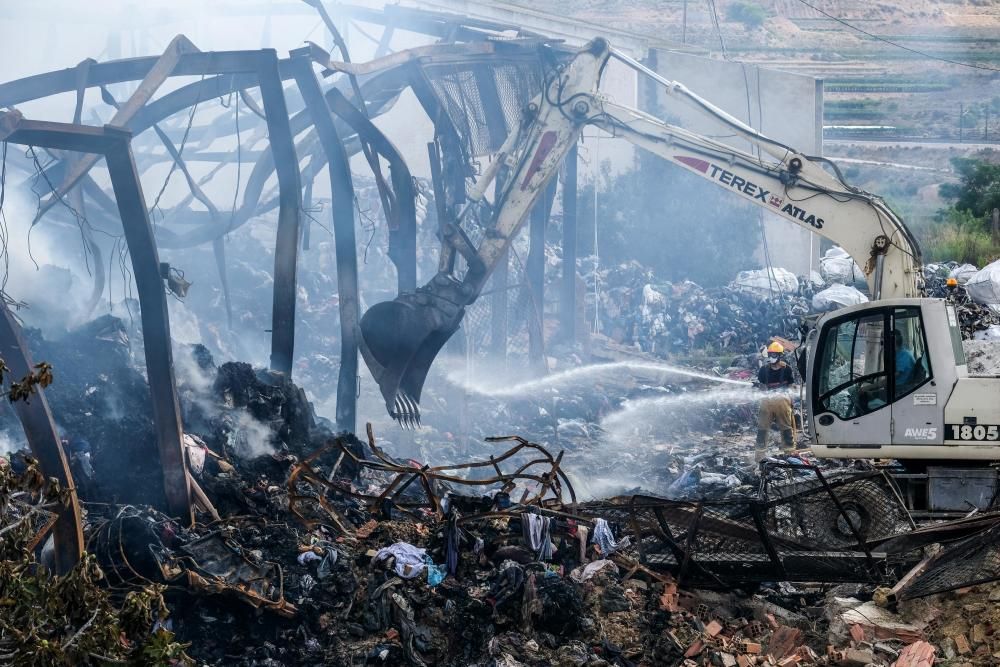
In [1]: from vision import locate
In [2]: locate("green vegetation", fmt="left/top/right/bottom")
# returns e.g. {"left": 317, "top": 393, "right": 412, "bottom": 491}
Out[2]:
{"left": 940, "top": 158, "right": 1000, "bottom": 219}
{"left": 922, "top": 209, "right": 995, "bottom": 265}
{"left": 926, "top": 158, "right": 1000, "bottom": 265}
{"left": 0, "top": 362, "right": 191, "bottom": 666}
{"left": 726, "top": 1, "right": 767, "bottom": 28}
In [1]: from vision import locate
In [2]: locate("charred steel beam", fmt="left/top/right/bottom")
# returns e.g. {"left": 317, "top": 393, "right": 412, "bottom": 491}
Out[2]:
{"left": 255, "top": 53, "right": 303, "bottom": 377}
{"left": 128, "top": 64, "right": 410, "bottom": 251}
{"left": 0, "top": 113, "right": 192, "bottom": 521}
{"left": 526, "top": 179, "right": 556, "bottom": 373}
{"left": 324, "top": 87, "right": 417, "bottom": 293}
{"left": 559, "top": 144, "right": 578, "bottom": 342}
{"left": 35, "top": 35, "right": 199, "bottom": 222}
{"left": 0, "top": 300, "right": 83, "bottom": 574}
{"left": 0, "top": 48, "right": 302, "bottom": 377}
{"left": 287, "top": 53, "right": 360, "bottom": 434}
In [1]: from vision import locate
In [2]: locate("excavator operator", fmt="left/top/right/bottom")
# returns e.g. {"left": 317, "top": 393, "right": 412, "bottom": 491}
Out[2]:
{"left": 755, "top": 342, "right": 795, "bottom": 462}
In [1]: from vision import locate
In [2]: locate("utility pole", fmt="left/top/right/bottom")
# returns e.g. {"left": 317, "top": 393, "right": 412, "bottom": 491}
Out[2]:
{"left": 959, "top": 102, "right": 964, "bottom": 143}
{"left": 992, "top": 208, "right": 999, "bottom": 248}
{"left": 682, "top": 0, "right": 688, "bottom": 43}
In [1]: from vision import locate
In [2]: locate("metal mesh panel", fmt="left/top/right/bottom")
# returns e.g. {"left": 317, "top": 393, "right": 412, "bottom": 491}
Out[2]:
{"left": 461, "top": 230, "right": 537, "bottom": 363}
{"left": 901, "top": 523, "right": 1000, "bottom": 599}
{"left": 424, "top": 58, "right": 543, "bottom": 158}
{"left": 762, "top": 468, "right": 913, "bottom": 550}
{"left": 575, "top": 468, "right": 915, "bottom": 587}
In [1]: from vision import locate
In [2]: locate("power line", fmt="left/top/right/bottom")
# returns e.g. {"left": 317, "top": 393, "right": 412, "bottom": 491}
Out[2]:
{"left": 792, "top": 0, "right": 1000, "bottom": 72}
{"left": 705, "top": 0, "right": 729, "bottom": 59}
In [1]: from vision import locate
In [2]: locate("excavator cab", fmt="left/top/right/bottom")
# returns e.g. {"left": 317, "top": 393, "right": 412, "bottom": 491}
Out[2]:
{"left": 807, "top": 298, "right": 980, "bottom": 460}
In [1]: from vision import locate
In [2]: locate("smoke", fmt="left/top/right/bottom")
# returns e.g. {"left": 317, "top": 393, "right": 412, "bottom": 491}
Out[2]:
{"left": 225, "top": 409, "right": 275, "bottom": 459}
{"left": 0, "top": 429, "right": 25, "bottom": 457}
{"left": 0, "top": 185, "right": 97, "bottom": 334}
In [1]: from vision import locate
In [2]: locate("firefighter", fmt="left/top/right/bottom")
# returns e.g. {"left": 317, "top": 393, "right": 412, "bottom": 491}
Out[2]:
{"left": 755, "top": 341, "right": 795, "bottom": 462}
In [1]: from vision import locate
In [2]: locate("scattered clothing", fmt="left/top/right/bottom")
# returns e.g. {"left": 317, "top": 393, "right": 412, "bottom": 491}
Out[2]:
{"left": 592, "top": 518, "right": 630, "bottom": 556}
{"left": 374, "top": 542, "right": 427, "bottom": 579}
{"left": 521, "top": 513, "right": 553, "bottom": 561}
{"left": 569, "top": 559, "right": 618, "bottom": 583}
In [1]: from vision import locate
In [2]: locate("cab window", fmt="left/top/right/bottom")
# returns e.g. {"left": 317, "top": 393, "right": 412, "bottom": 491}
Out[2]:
{"left": 892, "top": 307, "right": 932, "bottom": 400}
{"left": 815, "top": 312, "right": 888, "bottom": 419}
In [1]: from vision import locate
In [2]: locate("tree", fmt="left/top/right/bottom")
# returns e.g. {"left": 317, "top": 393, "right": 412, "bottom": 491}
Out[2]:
{"left": 938, "top": 157, "right": 1000, "bottom": 220}
{"left": 726, "top": 1, "right": 768, "bottom": 28}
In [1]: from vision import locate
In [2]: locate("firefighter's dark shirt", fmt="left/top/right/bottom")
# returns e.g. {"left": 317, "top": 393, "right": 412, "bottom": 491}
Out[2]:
{"left": 758, "top": 363, "right": 793, "bottom": 390}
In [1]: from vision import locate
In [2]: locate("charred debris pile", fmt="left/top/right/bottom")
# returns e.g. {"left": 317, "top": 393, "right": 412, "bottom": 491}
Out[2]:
{"left": 4, "top": 329, "right": 1000, "bottom": 666}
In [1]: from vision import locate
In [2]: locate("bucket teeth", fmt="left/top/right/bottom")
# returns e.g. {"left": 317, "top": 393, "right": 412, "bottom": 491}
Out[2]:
{"left": 392, "top": 392, "right": 421, "bottom": 429}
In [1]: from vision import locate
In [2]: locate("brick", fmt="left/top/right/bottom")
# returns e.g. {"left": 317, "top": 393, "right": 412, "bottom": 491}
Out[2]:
{"left": 955, "top": 634, "right": 972, "bottom": 655}
{"left": 766, "top": 627, "right": 804, "bottom": 661}
{"left": 737, "top": 656, "right": 752, "bottom": 667}
{"left": 777, "top": 656, "right": 800, "bottom": 666}
{"left": 354, "top": 519, "right": 378, "bottom": 539}
{"left": 971, "top": 623, "right": 989, "bottom": 644}
{"left": 685, "top": 640, "right": 705, "bottom": 658}
{"left": 849, "top": 624, "right": 865, "bottom": 643}
{"left": 891, "top": 640, "right": 936, "bottom": 667}
{"left": 796, "top": 646, "right": 818, "bottom": 662}
{"left": 385, "top": 628, "right": 399, "bottom": 641}
{"left": 839, "top": 648, "right": 874, "bottom": 666}
{"left": 706, "top": 620, "right": 724, "bottom": 637}
{"left": 765, "top": 614, "right": 779, "bottom": 630}
{"left": 742, "top": 641, "right": 762, "bottom": 655}
{"left": 660, "top": 582, "right": 679, "bottom": 612}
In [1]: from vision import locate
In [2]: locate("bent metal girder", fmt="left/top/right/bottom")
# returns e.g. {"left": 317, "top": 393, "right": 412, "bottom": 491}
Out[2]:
{"left": 0, "top": 48, "right": 303, "bottom": 376}
{"left": 0, "top": 40, "right": 550, "bottom": 432}
{"left": 0, "top": 112, "right": 193, "bottom": 525}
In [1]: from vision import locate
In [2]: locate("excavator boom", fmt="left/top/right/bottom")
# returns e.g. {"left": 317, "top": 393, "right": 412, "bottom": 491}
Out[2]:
{"left": 358, "top": 38, "right": 612, "bottom": 425}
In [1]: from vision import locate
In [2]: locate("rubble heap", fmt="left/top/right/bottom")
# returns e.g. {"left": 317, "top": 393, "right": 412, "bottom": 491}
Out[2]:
{"left": 588, "top": 261, "right": 812, "bottom": 358}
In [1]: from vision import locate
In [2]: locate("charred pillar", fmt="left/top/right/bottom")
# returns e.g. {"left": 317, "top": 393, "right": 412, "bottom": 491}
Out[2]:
{"left": 0, "top": 116, "right": 194, "bottom": 522}
{"left": 527, "top": 179, "right": 556, "bottom": 373}
{"left": 0, "top": 301, "right": 83, "bottom": 574}
{"left": 258, "top": 50, "right": 303, "bottom": 377}
{"left": 559, "top": 144, "right": 578, "bottom": 343}
{"left": 288, "top": 52, "right": 360, "bottom": 433}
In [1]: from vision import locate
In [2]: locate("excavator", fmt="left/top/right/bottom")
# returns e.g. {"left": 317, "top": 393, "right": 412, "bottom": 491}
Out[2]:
{"left": 359, "top": 38, "right": 1000, "bottom": 515}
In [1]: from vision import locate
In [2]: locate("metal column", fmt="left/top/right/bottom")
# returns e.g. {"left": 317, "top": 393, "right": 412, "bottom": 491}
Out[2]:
{"left": 257, "top": 50, "right": 303, "bottom": 377}
{"left": 559, "top": 144, "right": 578, "bottom": 343}
{"left": 1, "top": 116, "right": 193, "bottom": 522}
{"left": 288, "top": 53, "right": 360, "bottom": 434}
{"left": 527, "top": 180, "right": 556, "bottom": 373}
{"left": 0, "top": 301, "right": 83, "bottom": 574}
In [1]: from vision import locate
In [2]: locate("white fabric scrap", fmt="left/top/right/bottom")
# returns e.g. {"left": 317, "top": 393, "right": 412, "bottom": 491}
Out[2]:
{"left": 374, "top": 542, "right": 428, "bottom": 579}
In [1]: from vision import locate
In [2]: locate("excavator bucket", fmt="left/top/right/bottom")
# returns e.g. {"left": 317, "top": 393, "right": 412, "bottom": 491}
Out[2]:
{"left": 359, "top": 292, "right": 464, "bottom": 427}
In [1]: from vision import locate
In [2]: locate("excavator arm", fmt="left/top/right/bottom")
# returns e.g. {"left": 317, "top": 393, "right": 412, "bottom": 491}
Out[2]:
{"left": 359, "top": 38, "right": 612, "bottom": 425}
{"left": 590, "top": 98, "right": 922, "bottom": 300}
{"left": 359, "top": 39, "right": 923, "bottom": 425}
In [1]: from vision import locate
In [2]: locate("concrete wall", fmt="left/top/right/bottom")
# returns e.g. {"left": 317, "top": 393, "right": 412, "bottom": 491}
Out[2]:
{"left": 644, "top": 51, "right": 824, "bottom": 276}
